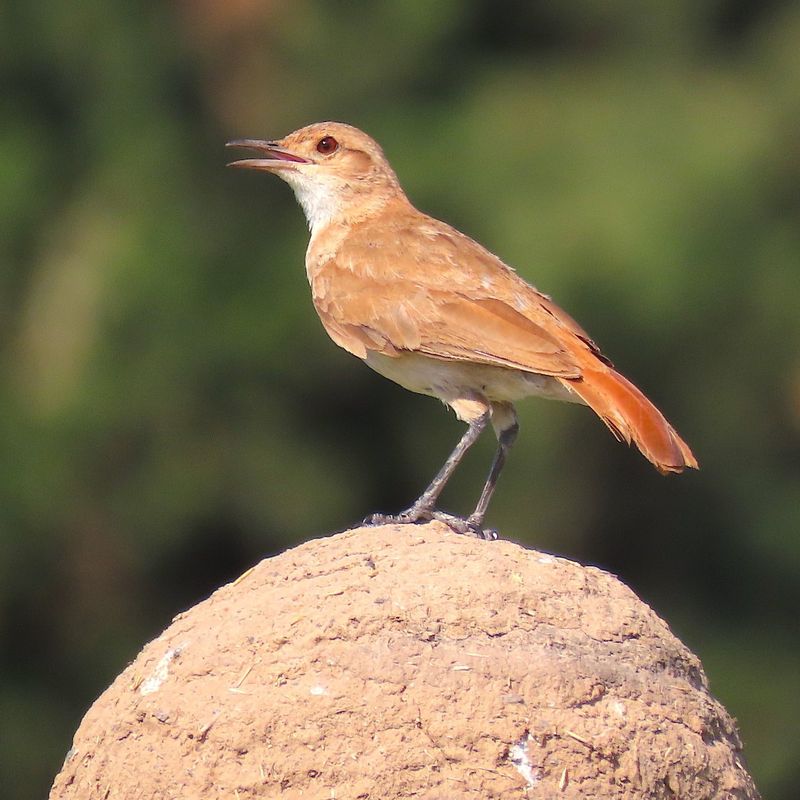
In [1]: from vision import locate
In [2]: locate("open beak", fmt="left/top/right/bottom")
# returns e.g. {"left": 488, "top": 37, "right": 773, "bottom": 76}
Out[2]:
{"left": 226, "top": 139, "right": 312, "bottom": 171}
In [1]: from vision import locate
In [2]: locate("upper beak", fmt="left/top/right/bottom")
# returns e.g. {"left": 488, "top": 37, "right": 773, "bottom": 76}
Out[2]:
{"left": 226, "top": 139, "right": 312, "bottom": 171}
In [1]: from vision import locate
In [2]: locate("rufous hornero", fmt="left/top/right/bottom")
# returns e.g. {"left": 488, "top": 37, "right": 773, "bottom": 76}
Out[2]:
{"left": 227, "top": 122, "right": 697, "bottom": 539}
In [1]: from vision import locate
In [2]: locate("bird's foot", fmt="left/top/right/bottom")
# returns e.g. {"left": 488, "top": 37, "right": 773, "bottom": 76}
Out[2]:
{"left": 429, "top": 510, "right": 499, "bottom": 541}
{"left": 363, "top": 504, "right": 434, "bottom": 528}
{"left": 363, "top": 507, "right": 497, "bottom": 541}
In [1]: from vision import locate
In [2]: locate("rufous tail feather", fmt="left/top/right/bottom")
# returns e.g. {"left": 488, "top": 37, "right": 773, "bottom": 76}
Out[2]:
{"left": 565, "top": 367, "right": 698, "bottom": 474}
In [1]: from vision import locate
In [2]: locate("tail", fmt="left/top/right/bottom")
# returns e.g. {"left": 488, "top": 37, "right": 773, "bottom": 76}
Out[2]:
{"left": 565, "top": 367, "right": 698, "bottom": 474}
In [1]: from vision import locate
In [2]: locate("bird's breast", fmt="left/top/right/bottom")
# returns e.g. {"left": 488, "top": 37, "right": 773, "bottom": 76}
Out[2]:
{"left": 306, "top": 224, "right": 352, "bottom": 284}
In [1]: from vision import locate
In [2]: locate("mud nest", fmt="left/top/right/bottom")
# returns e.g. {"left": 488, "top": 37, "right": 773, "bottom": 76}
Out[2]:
{"left": 50, "top": 522, "right": 759, "bottom": 799}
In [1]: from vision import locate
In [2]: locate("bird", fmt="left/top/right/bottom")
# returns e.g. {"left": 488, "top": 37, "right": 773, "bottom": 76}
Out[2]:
{"left": 227, "top": 122, "right": 697, "bottom": 539}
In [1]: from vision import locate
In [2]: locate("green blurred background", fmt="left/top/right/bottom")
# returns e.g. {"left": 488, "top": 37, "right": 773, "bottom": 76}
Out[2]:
{"left": 2, "top": 1, "right": 798, "bottom": 797}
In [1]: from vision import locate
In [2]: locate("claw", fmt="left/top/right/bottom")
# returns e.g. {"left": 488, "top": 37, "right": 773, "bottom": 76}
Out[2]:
{"left": 363, "top": 503, "right": 434, "bottom": 527}
{"left": 363, "top": 512, "right": 407, "bottom": 526}
{"left": 429, "top": 510, "right": 498, "bottom": 540}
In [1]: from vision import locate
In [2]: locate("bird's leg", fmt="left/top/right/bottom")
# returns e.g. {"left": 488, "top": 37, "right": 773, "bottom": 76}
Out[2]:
{"left": 440, "top": 402, "right": 518, "bottom": 538}
{"left": 366, "top": 409, "right": 490, "bottom": 528}
{"left": 403, "top": 410, "right": 490, "bottom": 520}
{"left": 466, "top": 418, "right": 519, "bottom": 530}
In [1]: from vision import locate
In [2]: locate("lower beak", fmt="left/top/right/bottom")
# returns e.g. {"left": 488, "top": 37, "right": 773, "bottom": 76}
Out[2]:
{"left": 225, "top": 139, "right": 311, "bottom": 171}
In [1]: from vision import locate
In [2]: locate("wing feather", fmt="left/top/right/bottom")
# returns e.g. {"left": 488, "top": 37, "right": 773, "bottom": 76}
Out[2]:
{"left": 307, "top": 208, "right": 610, "bottom": 380}
{"left": 312, "top": 261, "right": 580, "bottom": 378}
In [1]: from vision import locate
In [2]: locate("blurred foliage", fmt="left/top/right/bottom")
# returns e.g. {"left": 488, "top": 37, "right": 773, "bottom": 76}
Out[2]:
{"left": 1, "top": 1, "right": 799, "bottom": 797}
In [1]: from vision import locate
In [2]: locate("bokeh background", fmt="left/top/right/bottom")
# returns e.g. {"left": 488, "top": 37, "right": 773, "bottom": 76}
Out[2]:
{"left": 2, "top": 1, "right": 799, "bottom": 797}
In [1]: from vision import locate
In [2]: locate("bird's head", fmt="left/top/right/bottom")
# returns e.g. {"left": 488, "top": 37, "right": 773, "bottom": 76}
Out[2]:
{"left": 227, "top": 122, "right": 403, "bottom": 232}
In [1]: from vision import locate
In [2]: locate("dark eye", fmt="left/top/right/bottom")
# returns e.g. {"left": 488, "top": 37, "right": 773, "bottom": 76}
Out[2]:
{"left": 316, "top": 136, "right": 339, "bottom": 155}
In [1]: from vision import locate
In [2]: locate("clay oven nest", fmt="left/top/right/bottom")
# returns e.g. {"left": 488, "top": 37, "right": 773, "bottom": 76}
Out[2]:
{"left": 50, "top": 522, "right": 759, "bottom": 799}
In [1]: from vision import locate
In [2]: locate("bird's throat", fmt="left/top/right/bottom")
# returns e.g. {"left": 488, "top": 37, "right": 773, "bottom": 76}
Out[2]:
{"left": 286, "top": 172, "right": 405, "bottom": 235}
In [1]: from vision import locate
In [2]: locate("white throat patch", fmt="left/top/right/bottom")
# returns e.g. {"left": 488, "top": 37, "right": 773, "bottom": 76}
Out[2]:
{"left": 284, "top": 171, "right": 343, "bottom": 233}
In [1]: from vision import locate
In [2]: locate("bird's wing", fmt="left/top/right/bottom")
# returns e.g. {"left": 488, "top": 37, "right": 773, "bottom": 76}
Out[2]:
{"left": 309, "top": 227, "right": 588, "bottom": 379}
{"left": 417, "top": 293, "right": 581, "bottom": 377}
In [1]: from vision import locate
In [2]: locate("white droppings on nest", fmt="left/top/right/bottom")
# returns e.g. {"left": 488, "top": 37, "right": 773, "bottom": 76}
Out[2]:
{"left": 309, "top": 683, "right": 328, "bottom": 696}
{"left": 139, "top": 644, "right": 185, "bottom": 696}
{"left": 509, "top": 731, "right": 539, "bottom": 788}
{"left": 611, "top": 700, "right": 627, "bottom": 718}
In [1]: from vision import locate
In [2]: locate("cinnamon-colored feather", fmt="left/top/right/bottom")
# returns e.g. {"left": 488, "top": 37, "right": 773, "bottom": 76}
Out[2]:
{"left": 564, "top": 366, "right": 698, "bottom": 473}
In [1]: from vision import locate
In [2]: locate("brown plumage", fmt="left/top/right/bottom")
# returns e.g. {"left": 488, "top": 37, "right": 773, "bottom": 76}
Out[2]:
{"left": 228, "top": 122, "right": 697, "bottom": 537}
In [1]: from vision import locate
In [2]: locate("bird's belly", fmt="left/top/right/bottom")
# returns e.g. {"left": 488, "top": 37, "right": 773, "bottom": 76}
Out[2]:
{"left": 364, "top": 351, "right": 583, "bottom": 405}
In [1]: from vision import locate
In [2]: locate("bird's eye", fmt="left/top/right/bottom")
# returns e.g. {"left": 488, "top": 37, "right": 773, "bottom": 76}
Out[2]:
{"left": 316, "top": 136, "right": 339, "bottom": 155}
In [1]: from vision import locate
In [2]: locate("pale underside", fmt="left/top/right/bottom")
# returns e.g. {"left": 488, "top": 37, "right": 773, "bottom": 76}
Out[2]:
{"left": 364, "top": 350, "right": 580, "bottom": 406}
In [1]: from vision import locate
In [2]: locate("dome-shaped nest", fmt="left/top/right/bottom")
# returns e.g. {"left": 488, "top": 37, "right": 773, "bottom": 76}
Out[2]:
{"left": 50, "top": 522, "right": 760, "bottom": 799}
